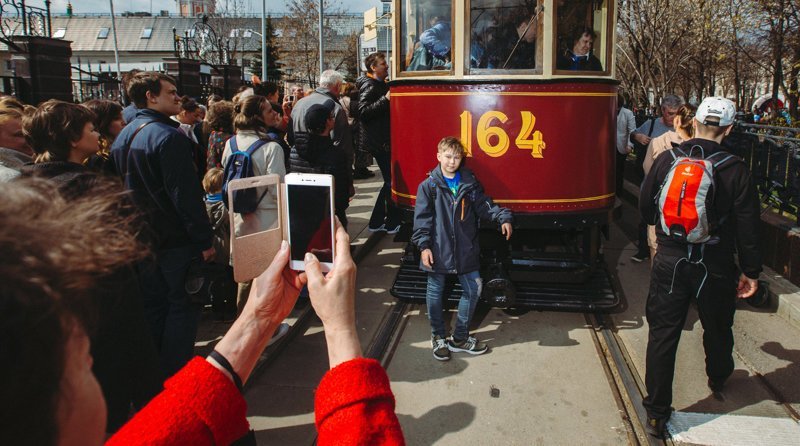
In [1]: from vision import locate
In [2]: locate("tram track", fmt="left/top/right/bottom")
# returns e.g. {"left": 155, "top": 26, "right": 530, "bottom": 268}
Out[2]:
{"left": 242, "top": 227, "right": 670, "bottom": 445}
{"left": 243, "top": 229, "right": 388, "bottom": 391}
{"left": 587, "top": 313, "right": 667, "bottom": 446}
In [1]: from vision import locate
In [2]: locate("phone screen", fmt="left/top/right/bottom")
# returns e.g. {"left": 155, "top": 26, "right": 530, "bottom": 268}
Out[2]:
{"left": 288, "top": 183, "right": 333, "bottom": 263}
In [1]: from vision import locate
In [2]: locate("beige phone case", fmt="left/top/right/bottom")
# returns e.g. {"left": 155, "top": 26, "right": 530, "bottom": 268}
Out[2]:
{"left": 227, "top": 174, "right": 288, "bottom": 283}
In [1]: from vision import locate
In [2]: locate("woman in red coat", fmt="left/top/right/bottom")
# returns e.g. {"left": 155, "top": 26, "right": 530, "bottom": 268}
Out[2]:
{"left": 0, "top": 179, "right": 404, "bottom": 446}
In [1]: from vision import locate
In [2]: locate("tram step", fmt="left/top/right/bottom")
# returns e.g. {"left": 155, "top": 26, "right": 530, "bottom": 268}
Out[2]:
{"left": 390, "top": 255, "right": 620, "bottom": 313}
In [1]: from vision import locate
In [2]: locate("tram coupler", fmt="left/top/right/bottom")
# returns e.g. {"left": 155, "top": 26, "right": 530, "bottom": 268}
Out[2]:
{"left": 482, "top": 262, "right": 516, "bottom": 308}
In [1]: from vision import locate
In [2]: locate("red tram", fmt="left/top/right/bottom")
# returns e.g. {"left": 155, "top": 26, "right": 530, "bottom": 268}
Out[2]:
{"left": 387, "top": 0, "right": 620, "bottom": 311}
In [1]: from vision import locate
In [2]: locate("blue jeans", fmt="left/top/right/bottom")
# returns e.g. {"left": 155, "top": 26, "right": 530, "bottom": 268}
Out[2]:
{"left": 137, "top": 245, "right": 200, "bottom": 380}
{"left": 426, "top": 271, "right": 483, "bottom": 341}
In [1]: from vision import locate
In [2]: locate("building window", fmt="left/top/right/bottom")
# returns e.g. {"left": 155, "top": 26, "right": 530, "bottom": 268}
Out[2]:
{"left": 186, "top": 28, "right": 196, "bottom": 38}
{"left": 141, "top": 28, "right": 153, "bottom": 39}
{"left": 229, "top": 29, "right": 240, "bottom": 38}
{"left": 53, "top": 28, "right": 66, "bottom": 39}
{"left": 97, "top": 27, "right": 109, "bottom": 39}
{"left": 243, "top": 29, "right": 253, "bottom": 38}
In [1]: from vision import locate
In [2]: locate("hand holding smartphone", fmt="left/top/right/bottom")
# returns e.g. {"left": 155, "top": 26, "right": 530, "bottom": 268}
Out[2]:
{"left": 285, "top": 173, "right": 335, "bottom": 272}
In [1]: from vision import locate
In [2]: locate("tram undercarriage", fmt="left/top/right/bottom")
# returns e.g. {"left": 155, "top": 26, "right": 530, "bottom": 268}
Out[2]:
{"left": 390, "top": 212, "right": 621, "bottom": 312}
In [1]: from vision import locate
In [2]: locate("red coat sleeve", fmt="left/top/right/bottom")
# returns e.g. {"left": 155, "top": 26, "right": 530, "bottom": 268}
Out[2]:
{"left": 107, "top": 357, "right": 249, "bottom": 446}
{"left": 315, "top": 358, "right": 405, "bottom": 445}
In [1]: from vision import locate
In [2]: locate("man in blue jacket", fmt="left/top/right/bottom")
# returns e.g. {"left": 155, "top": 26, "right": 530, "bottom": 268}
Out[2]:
{"left": 412, "top": 136, "right": 513, "bottom": 361}
{"left": 111, "top": 72, "right": 215, "bottom": 379}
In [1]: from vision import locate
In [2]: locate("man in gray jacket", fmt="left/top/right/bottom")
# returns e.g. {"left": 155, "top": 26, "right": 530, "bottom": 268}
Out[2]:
{"left": 290, "top": 69, "right": 354, "bottom": 184}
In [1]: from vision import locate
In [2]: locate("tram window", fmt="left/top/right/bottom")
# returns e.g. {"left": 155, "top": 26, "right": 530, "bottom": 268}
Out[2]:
{"left": 555, "top": 0, "right": 610, "bottom": 73}
{"left": 468, "top": 0, "right": 543, "bottom": 73}
{"left": 399, "top": 1, "right": 453, "bottom": 73}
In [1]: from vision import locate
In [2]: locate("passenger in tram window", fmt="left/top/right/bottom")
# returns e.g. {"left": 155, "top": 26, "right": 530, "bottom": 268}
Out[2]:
{"left": 485, "top": 7, "right": 538, "bottom": 69}
{"left": 556, "top": 27, "right": 603, "bottom": 71}
{"left": 412, "top": 137, "right": 513, "bottom": 361}
{"left": 408, "top": 11, "right": 452, "bottom": 71}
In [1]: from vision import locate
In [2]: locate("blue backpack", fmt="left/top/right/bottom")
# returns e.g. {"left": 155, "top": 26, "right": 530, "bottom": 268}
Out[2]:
{"left": 222, "top": 136, "right": 270, "bottom": 214}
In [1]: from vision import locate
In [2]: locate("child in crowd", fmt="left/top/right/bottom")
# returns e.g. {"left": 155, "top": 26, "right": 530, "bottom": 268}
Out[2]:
{"left": 203, "top": 167, "right": 230, "bottom": 266}
{"left": 412, "top": 136, "right": 513, "bottom": 361}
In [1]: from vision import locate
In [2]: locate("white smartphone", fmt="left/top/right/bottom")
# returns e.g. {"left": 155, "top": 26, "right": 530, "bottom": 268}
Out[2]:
{"left": 285, "top": 173, "right": 335, "bottom": 272}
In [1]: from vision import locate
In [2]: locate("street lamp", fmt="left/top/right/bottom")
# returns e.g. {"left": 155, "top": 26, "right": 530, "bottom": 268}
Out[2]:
{"left": 261, "top": 0, "right": 267, "bottom": 82}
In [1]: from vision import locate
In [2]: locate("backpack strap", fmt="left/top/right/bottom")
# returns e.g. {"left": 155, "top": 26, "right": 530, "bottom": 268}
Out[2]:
{"left": 126, "top": 121, "right": 155, "bottom": 152}
{"left": 245, "top": 139, "right": 269, "bottom": 156}
{"left": 428, "top": 177, "right": 437, "bottom": 202}
{"left": 647, "top": 118, "right": 656, "bottom": 137}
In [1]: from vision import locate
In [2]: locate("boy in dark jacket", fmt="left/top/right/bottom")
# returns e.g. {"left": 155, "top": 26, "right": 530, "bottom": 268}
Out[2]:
{"left": 638, "top": 97, "right": 761, "bottom": 438}
{"left": 412, "top": 136, "right": 513, "bottom": 361}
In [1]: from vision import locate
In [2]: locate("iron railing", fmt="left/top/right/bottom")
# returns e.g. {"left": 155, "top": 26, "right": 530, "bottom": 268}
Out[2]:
{"left": 727, "top": 123, "right": 800, "bottom": 224}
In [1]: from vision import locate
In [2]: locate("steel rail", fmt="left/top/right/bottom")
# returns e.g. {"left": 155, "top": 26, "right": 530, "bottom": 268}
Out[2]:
{"left": 586, "top": 311, "right": 667, "bottom": 446}
{"left": 243, "top": 230, "right": 387, "bottom": 391}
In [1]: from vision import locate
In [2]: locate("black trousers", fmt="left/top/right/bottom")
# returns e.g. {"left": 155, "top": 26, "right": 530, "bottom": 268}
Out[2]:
{"left": 615, "top": 151, "right": 627, "bottom": 195}
{"left": 642, "top": 250, "right": 738, "bottom": 419}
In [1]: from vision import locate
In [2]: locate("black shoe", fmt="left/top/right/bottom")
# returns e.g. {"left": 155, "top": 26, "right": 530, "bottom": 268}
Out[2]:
{"left": 630, "top": 251, "right": 650, "bottom": 263}
{"left": 352, "top": 168, "right": 375, "bottom": 179}
{"left": 447, "top": 335, "right": 488, "bottom": 355}
{"left": 708, "top": 377, "right": 726, "bottom": 393}
{"left": 645, "top": 416, "right": 668, "bottom": 438}
{"left": 431, "top": 335, "right": 451, "bottom": 361}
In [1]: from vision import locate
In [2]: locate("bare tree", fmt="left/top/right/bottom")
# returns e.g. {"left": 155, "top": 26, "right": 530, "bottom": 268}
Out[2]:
{"left": 279, "top": 0, "right": 359, "bottom": 87}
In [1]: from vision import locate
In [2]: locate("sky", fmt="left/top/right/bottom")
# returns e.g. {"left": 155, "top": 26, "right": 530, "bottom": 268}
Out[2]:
{"left": 29, "top": 0, "right": 381, "bottom": 15}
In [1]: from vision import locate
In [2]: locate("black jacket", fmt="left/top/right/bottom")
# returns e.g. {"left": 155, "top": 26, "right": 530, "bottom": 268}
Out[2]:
{"left": 639, "top": 138, "right": 762, "bottom": 278}
{"left": 556, "top": 51, "right": 603, "bottom": 71}
{"left": 19, "top": 160, "right": 100, "bottom": 199}
{"left": 110, "top": 108, "right": 213, "bottom": 252}
{"left": 356, "top": 75, "right": 390, "bottom": 153}
{"left": 289, "top": 132, "right": 350, "bottom": 211}
{"left": 412, "top": 166, "right": 513, "bottom": 274}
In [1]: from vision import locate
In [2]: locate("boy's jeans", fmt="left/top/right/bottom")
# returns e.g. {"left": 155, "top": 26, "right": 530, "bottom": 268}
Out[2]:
{"left": 426, "top": 271, "right": 483, "bottom": 341}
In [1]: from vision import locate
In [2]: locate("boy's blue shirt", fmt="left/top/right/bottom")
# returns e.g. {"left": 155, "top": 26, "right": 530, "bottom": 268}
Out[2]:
{"left": 443, "top": 170, "right": 461, "bottom": 196}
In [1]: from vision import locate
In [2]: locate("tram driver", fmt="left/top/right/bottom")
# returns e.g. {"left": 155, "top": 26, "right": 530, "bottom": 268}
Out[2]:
{"left": 556, "top": 26, "right": 603, "bottom": 71}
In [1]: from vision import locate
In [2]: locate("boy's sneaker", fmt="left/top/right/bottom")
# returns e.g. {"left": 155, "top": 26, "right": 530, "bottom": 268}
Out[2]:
{"left": 630, "top": 251, "right": 650, "bottom": 263}
{"left": 385, "top": 223, "right": 402, "bottom": 234}
{"left": 368, "top": 224, "right": 386, "bottom": 232}
{"left": 447, "top": 335, "right": 488, "bottom": 355}
{"left": 431, "top": 335, "right": 451, "bottom": 361}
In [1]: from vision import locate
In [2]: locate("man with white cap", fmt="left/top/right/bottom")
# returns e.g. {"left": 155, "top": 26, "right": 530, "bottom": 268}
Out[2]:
{"left": 638, "top": 96, "right": 762, "bottom": 438}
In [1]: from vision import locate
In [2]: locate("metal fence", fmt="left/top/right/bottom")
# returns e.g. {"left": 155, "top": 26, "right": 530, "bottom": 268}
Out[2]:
{"left": 71, "top": 66, "right": 122, "bottom": 103}
{"left": 726, "top": 123, "right": 800, "bottom": 224}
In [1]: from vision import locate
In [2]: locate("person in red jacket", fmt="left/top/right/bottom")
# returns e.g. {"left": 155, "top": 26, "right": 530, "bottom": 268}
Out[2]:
{"left": 0, "top": 178, "right": 404, "bottom": 446}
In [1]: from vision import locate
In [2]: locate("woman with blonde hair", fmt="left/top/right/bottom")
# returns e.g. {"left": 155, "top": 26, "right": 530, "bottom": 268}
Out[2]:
{"left": 643, "top": 103, "right": 698, "bottom": 260}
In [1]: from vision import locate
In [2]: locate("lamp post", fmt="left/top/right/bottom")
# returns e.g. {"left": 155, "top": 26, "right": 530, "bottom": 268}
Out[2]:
{"left": 319, "top": 0, "right": 324, "bottom": 76}
{"left": 261, "top": 0, "right": 267, "bottom": 82}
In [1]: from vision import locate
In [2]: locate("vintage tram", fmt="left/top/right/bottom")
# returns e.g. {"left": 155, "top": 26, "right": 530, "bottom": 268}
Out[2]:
{"left": 387, "top": 0, "right": 620, "bottom": 311}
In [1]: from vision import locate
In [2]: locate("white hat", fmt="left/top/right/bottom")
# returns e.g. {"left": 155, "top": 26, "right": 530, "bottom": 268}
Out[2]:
{"left": 696, "top": 96, "right": 736, "bottom": 126}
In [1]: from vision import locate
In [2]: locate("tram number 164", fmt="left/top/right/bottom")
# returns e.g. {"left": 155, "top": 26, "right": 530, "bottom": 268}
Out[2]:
{"left": 459, "top": 110, "right": 546, "bottom": 159}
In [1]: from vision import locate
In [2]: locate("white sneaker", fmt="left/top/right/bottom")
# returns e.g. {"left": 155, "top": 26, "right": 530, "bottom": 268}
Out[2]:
{"left": 385, "top": 223, "right": 402, "bottom": 234}
{"left": 267, "top": 322, "right": 290, "bottom": 347}
{"left": 368, "top": 224, "right": 386, "bottom": 232}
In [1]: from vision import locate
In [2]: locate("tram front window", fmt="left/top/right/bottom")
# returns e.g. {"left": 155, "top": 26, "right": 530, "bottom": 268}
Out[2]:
{"left": 554, "top": 0, "right": 610, "bottom": 73}
{"left": 468, "top": 0, "right": 543, "bottom": 73}
{"left": 400, "top": 0, "right": 453, "bottom": 72}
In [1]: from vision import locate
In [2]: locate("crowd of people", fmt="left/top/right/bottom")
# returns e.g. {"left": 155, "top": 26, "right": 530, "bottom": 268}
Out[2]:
{"left": 0, "top": 53, "right": 408, "bottom": 445}
{"left": 0, "top": 42, "right": 767, "bottom": 444}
